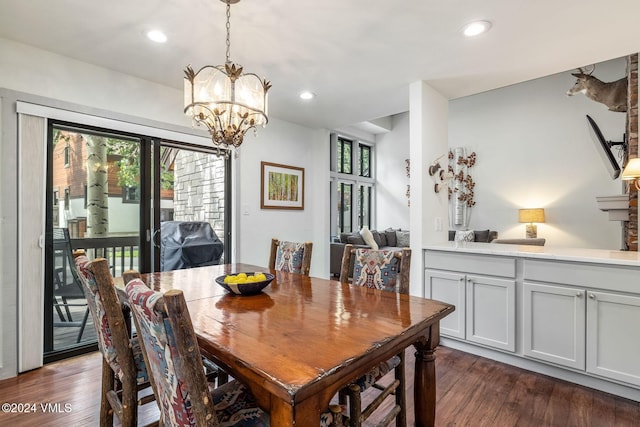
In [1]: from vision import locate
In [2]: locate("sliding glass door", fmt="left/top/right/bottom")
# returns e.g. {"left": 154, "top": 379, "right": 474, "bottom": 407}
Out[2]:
{"left": 44, "top": 122, "right": 231, "bottom": 361}
{"left": 45, "top": 122, "right": 145, "bottom": 359}
{"left": 152, "top": 143, "right": 231, "bottom": 272}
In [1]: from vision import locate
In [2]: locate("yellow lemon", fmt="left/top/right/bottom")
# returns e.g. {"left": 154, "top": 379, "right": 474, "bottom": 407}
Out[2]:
{"left": 256, "top": 273, "right": 267, "bottom": 281}
{"left": 237, "top": 273, "right": 247, "bottom": 279}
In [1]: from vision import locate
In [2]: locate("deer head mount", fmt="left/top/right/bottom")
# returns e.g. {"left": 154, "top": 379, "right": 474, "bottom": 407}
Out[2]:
{"left": 567, "top": 66, "right": 628, "bottom": 112}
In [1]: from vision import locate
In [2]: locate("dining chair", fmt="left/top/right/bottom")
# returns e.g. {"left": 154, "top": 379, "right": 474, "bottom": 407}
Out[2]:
{"left": 338, "top": 244, "right": 412, "bottom": 427}
{"left": 124, "top": 276, "right": 347, "bottom": 427}
{"left": 73, "top": 252, "right": 157, "bottom": 427}
{"left": 268, "top": 238, "right": 313, "bottom": 276}
{"left": 53, "top": 227, "right": 90, "bottom": 343}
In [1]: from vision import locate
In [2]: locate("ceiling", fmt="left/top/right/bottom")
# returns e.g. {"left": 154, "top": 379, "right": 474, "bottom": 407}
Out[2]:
{"left": 1, "top": 0, "right": 640, "bottom": 131}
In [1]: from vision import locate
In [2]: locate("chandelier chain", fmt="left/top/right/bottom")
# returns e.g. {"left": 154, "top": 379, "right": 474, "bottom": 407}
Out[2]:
{"left": 225, "top": 1, "right": 231, "bottom": 64}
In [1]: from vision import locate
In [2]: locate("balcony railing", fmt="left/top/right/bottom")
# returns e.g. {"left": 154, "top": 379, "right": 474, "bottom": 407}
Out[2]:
{"left": 70, "top": 236, "right": 139, "bottom": 278}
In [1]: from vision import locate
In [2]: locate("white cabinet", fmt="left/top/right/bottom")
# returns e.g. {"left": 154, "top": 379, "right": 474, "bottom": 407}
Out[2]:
{"left": 424, "top": 245, "right": 640, "bottom": 400}
{"left": 424, "top": 270, "right": 465, "bottom": 339}
{"left": 466, "top": 275, "right": 515, "bottom": 352}
{"left": 523, "top": 282, "right": 586, "bottom": 369}
{"left": 523, "top": 282, "right": 640, "bottom": 387}
{"left": 424, "top": 267, "right": 515, "bottom": 352}
{"left": 586, "top": 291, "right": 640, "bottom": 386}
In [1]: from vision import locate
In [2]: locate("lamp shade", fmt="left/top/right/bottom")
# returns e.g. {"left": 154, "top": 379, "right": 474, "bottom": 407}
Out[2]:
{"left": 519, "top": 208, "right": 545, "bottom": 223}
{"left": 621, "top": 158, "right": 640, "bottom": 180}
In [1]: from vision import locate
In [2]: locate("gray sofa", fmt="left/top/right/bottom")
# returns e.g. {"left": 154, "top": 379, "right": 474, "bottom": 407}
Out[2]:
{"left": 330, "top": 228, "right": 409, "bottom": 277}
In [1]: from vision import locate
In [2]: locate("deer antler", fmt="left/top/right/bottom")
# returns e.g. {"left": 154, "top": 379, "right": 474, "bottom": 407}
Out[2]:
{"left": 578, "top": 65, "right": 595, "bottom": 75}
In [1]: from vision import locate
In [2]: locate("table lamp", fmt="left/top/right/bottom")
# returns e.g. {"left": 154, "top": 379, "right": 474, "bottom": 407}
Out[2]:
{"left": 621, "top": 158, "right": 640, "bottom": 191}
{"left": 519, "top": 208, "right": 545, "bottom": 238}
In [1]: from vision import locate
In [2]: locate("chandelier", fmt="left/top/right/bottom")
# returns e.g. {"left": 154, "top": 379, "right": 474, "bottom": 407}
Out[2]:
{"left": 184, "top": 0, "right": 271, "bottom": 157}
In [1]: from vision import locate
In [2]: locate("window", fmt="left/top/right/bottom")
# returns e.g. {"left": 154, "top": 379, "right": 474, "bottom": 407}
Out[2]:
{"left": 330, "top": 133, "right": 374, "bottom": 236}
{"left": 53, "top": 190, "right": 59, "bottom": 206}
{"left": 64, "top": 188, "right": 70, "bottom": 210}
{"left": 122, "top": 185, "right": 140, "bottom": 203}
{"left": 338, "top": 182, "right": 353, "bottom": 233}
{"left": 358, "top": 144, "right": 371, "bottom": 178}
{"left": 358, "top": 185, "right": 372, "bottom": 229}
{"left": 63, "top": 144, "right": 70, "bottom": 167}
{"left": 337, "top": 137, "right": 352, "bottom": 174}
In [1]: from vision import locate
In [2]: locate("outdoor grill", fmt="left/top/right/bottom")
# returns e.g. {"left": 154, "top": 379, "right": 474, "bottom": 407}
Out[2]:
{"left": 160, "top": 221, "right": 224, "bottom": 271}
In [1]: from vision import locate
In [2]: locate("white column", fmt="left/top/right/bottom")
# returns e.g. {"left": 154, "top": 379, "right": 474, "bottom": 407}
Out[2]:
{"left": 409, "top": 81, "right": 449, "bottom": 296}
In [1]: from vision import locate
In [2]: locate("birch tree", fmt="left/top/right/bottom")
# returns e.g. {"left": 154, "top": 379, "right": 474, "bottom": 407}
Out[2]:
{"left": 86, "top": 136, "right": 109, "bottom": 237}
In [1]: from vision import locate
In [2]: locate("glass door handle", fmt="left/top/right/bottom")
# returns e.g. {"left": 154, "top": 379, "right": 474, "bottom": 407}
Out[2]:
{"left": 151, "top": 229, "right": 161, "bottom": 248}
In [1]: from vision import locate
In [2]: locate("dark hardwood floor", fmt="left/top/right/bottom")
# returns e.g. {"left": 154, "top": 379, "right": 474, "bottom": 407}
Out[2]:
{"left": 0, "top": 345, "right": 638, "bottom": 426}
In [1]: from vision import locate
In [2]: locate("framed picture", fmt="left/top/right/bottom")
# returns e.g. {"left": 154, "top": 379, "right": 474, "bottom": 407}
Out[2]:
{"left": 261, "top": 161, "right": 305, "bottom": 210}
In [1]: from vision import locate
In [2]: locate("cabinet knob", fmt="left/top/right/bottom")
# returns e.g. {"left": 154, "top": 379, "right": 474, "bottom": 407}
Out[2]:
{"left": 588, "top": 293, "right": 596, "bottom": 299}
{"left": 576, "top": 292, "right": 583, "bottom": 297}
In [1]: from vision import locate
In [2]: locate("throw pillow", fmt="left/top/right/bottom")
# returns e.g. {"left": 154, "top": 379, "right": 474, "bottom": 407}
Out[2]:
{"left": 474, "top": 229, "right": 491, "bottom": 243}
{"left": 347, "top": 235, "right": 366, "bottom": 245}
{"left": 360, "top": 226, "right": 379, "bottom": 250}
{"left": 371, "top": 230, "right": 384, "bottom": 247}
{"left": 385, "top": 228, "right": 398, "bottom": 247}
{"left": 396, "top": 230, "right": 410, "bottom": 247}
{"left": 377, "top": 231, "right": 388, "bottom": 247}
{"left": 454, "top": 230, "right": 475, "bottom": 242}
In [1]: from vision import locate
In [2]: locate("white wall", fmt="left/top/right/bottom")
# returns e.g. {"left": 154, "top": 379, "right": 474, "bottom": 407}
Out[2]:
{"left": 376, "top": 112, "right": 410, "bottom": 230}
{"left": 234, "top": 120, "right": 330, "bottom": 278}
{"left": 449, "top": 57, "right": 627, "bottom": 249}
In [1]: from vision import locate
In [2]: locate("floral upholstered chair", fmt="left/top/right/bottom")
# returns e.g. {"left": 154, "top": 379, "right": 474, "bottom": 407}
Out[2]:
{"left": 124, "top": 277, "right": 346, "bottom": 427}
{"left": 338, "top": 244, "right": 412, "bottom": 427}
{"left": 73, "top": 252, "right": 153, "bottom": 427}
{"left": 268, "top": 238, "right": 313, "bottom": 276}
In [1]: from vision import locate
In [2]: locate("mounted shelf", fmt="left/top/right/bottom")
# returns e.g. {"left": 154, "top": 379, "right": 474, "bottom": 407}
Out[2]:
{"left": 596, "top": 195, "right": 629, "bottom": 221}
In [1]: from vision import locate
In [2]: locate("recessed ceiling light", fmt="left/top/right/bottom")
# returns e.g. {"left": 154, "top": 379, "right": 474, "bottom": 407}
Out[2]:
{"left": 147, "top": 30, "right": 167, "bottom": 43}
{"left": 299, "top": 91, "right": 315, "bottom": 100}
{"left": 462, "top": 20, "right": 492, "bottom": 37}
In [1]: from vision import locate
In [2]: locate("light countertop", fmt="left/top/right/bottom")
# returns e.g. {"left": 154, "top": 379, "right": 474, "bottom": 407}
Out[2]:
{"left": 423, "top": 241, "right": 640, "bottom": 267}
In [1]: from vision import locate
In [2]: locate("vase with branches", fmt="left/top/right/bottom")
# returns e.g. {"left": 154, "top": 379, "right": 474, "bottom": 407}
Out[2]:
{"left": 448, "top": 148, "right": 476, "bottom": 228}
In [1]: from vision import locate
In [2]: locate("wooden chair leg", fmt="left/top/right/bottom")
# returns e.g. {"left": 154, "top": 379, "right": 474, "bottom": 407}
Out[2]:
{"left": 338, "top": 389, "right": 347, "bottom": 406}
{"left": 121, "top": 376, "right": 137, "bottom": 427}
{"left": 329, "top": 404, "right": 346, "bottom": 427}
{"left": 100, "top": 358, "right": 114, "bottom": 427}
{"left": 395, "top": 351, "right": 407, "bottom": 427}
{"left": 347, "top": 383, "right": 362, "bottom": 427}
{"left": 75, "top": 307, "right": 90, "bottom": 343}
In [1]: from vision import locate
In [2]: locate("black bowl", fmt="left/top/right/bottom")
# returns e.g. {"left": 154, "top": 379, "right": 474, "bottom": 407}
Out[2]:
{"left": 215, "top": 272, "right": 275, "bottom": 295}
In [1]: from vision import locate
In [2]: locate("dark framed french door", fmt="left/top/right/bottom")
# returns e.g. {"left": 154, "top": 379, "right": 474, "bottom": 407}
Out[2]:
{"left": 44, "top": 120, "right": 231, "bottom": 362}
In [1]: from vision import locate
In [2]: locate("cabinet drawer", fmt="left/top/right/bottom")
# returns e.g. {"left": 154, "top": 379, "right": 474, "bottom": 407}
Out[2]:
{"left": 424, "top": 251, "right": 516, "bottom": 278}
{"left": 524, "top": 259, "right": 640, "bottom": 293}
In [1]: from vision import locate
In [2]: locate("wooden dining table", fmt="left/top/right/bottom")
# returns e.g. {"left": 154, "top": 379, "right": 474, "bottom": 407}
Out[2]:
{"left": 126, "top": 263, "right": 454, "bottom": 427}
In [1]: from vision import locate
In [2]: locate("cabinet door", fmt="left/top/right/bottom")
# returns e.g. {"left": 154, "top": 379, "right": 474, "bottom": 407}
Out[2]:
{"left": 586, "top": 291, "right": 640, "bottom": 386}
{"left": 523, "top": 282, "right": 585, "bottom": 369}
{"left": 466, "top": 276, "right": 515, "bottom": 352}
{"left": 424, "top": 269, "right": 465, "bottom": 339}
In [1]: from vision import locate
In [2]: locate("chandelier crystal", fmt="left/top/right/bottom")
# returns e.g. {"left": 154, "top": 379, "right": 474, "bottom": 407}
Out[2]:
{"left": 184, "top": 0, "right": 271, "bottom": 157}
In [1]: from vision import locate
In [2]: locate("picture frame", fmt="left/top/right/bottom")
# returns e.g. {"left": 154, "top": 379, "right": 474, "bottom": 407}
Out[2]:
{"left": 261, "top": 161, "right": 305, "bottom": 210}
